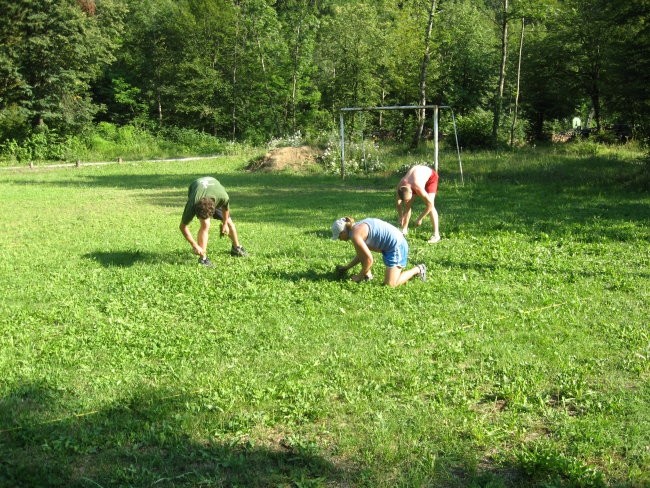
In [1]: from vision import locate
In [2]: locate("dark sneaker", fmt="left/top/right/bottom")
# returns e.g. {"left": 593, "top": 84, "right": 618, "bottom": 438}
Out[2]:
{"left": 198, "top": 257, "right": 214, "bottom": 267}
{"left": 230, "top": 246, "right": 248, "bottom": 257}
{"left": 417, "top": 263, "right": 427, "bottom": 282}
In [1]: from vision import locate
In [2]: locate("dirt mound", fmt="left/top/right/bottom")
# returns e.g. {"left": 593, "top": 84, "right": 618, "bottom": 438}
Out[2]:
{"left": 246, "top": 145, "right": 322, "bottom": 172}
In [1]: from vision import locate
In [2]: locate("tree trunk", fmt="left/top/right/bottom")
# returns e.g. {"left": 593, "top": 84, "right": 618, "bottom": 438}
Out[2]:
{"left": 590, "top": 44, "right": 602, "bottom": 131}
{"left": 510, "top": 17, "right": 524, "bottom": 146}
{"left": 411, "top": 0, "right": 437, "bottom": 149}
{"left": 231, "top": 6, "right": 241, "bottom": 142}
{"left": 379, "top": 88, "right": 386, "bottom": 128}
{"left": 157, "top": 91, "right": 162, "bottom": 125}
{"left": 492, "top": 0, "right": 508, "bottom": 145}
{"left": 591, "top": 92, "right": 601, "bottom": 131}
{"left": 231, "top": 62, "right": 237, "bottom": 141}
{"left": 290, "top": 21, "right": 302, "bottom": 134}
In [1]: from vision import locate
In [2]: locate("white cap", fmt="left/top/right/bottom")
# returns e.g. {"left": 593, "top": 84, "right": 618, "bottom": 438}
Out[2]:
{"left": 331, "top": 218, "right": 347, "bottom": 240}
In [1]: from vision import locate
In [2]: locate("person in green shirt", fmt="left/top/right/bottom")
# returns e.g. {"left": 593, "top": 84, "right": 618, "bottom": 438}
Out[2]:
{"left": 179, "top": 176, "right": 247, "bottom": 267}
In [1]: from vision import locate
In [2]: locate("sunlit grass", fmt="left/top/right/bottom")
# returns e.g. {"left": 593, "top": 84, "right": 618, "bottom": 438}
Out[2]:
{"left": 0, "top": 147, "right": 648, "bottom": 487}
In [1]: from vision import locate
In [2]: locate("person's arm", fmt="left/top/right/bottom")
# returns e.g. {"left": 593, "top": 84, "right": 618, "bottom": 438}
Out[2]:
{"left": 179, "top": 220, "right": 206, "bottom": 257}
{"left": 220, "top": 207, "right": 230, "bottom": 235}
{"left": 415, "top": 193, "right": 434, "bottom": 226}
{"left": 350, "top": 230, "right": 374, "bottom": 281}
{"left": 338, "top": 255, "right": 361, "bottom": 272}
{"left": 396, "top": 195, "right": 403, "bottom": 225}
{"left": 409, "top": 182, "right": 431, "bottom": 226}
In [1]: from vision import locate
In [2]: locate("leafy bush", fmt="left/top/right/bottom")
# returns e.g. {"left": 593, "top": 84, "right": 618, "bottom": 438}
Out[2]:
{"left": 453, "top": 108, "right": 493, "bottom": 149}
{"left": 317, "top": 131, "right": 385, "bottom": 175}
{"left": 95, "top": 121, "right": 119, "bottom": 141}
{"left": 561, "top": 140, "right": 602, "bottom": 157}
{"left": 267, "top": 131, "right": 305, "bottom": 149}
{"left": 0, "top": 105, "right": 30, "bottom": 142}
{"left": 0, "top": 127, "right": 71, "bottom": 163}
{"left": 0, "top": 122, "right": 238, "bottom": 165}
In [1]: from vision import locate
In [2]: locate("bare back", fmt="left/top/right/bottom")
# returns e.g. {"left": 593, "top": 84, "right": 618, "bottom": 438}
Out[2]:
{"left": 398, "top": 165, "right": 434, "bottom": 195}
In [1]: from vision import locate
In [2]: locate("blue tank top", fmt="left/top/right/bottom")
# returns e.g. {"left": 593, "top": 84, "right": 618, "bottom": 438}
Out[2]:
{"left": 356, "top": 218, "right": 403, "bottom": 251}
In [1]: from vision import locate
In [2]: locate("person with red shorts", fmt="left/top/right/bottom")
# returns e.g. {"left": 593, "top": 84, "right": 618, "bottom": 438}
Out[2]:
{"left": 396, "top": 164, "right": 441, "bottom": 243}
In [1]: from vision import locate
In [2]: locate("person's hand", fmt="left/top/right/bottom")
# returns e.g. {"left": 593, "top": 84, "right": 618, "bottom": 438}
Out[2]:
{"left": 192, "top": 244, "right": 205, "bottom": 256}
{"left": 221, "top": 222, "right": 230, "bottom": 236}
{"left": 415, "top": 218, "right": 423, "bottom": 227}
{"left": 351, "top": 272, "right": 373, "bottom": 282}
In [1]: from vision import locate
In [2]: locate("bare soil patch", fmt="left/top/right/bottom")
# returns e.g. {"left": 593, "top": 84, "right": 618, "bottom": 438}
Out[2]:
{"left": 246, "top": 145, "right": 322, "bottom": 172}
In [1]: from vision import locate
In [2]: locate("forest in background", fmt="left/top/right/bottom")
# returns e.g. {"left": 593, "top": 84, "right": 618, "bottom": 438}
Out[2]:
{"left": 0, "top": 0, "right": 648, "bottom": 162}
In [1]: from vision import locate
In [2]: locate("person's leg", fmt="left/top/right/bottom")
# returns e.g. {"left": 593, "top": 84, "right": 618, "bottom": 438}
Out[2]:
{"left": 401, "top": 206, "right": 412, "bottom": 234}
{"left": 425, "top": 173, "right": 441, "bottom": 243}
{"left": 384, "top": 266, "right": 422, "bottom": 287}
{"left": 197, "top": 218, "right": 211, "bottom": 258}
{"left": 225, "top": 217, "right": 241, "bottom": 248}
{"left": 428, "top": 194, "right": 440, "bottom": 243}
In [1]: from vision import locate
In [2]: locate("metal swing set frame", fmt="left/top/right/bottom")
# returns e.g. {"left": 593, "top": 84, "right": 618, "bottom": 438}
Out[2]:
{"left": 338, "top": 105, "right": 463, "bottom": 183}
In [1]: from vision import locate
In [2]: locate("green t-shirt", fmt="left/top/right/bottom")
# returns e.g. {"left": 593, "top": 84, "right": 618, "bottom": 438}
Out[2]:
{"left": 181, "top": 177, "right": 230, "bottom": 225}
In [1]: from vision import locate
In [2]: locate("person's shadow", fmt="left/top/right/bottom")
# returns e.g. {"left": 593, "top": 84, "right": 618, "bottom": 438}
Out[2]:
{"left": 272, "top": 266, "right": 345, "bottom": 283}
{"left": 0, "top": 381, "right": 356, "bottom": 487}
{"left": 83, "top": 250, "right": 189, "bottom": 267}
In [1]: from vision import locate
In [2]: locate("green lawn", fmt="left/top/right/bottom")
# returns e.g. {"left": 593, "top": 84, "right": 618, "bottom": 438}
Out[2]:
{"left": 0, "top": 149, "right": 648, "bottom": 487}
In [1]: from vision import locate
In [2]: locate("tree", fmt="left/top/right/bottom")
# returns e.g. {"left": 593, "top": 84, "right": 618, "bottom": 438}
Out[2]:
{"left": 412, "top": 0, "right": 439, "bottom": 148}
{"left": 437, "top": 0, "right": 496, "bottom": 115}
{"left": 519, "top": 21, "right": 581, "bottom": 140}
{"left": 489, "top": 0, "right": 510, "bottom": 145}
{"left": 315, "top": 2, "right": 386, "bottom": 135}
{"left": 509, "top": 16, "right": 524, "bottom": 146}
{"left": 227, "top": 0, "right": 288, "bottom": 141}
{"left": 119, "top": 0, "right": 192, "bottom": 126}
{"left": 0, "top": 0, "right": 126, "bottom": 136}
{"left": 598, "top": 0, "right": 650, "bottom": 138}
{"left": 276, "top": 0, "right": 322, "bottom": 135}
{"left": 561, "top": 0, "right": 610, "bottom": 131}
{"left": 178, "top": 0, "right": 238, "bottom": 135}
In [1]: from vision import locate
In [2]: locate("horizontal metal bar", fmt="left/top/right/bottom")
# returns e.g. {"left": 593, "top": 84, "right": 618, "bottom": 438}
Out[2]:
{"left": 340, "top": 105, "right": 451, "bottom": 112}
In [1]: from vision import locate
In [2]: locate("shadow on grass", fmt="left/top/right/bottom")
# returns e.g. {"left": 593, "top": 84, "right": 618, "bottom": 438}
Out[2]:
{"left": 274, "top": 268, "right": 343, "bottom": 282}
{"left": 83, "top": 250, "right": 191, "bottom": 267}
{"left": 0, "top": 382, "right": 357, "bottom": 487}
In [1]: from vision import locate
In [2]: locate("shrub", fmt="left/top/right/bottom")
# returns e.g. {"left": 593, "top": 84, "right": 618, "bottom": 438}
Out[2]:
{"left": 316, "top": 131, "right": 385, "bottom": 175}
{"left": 0, "top": 105, "right": 30, "bottom": 142}
{"left": 453, "top": 108, "right": 493, "bottom": 149}
{"left": 95, "top": 121, "right": 119, "bottom": 141}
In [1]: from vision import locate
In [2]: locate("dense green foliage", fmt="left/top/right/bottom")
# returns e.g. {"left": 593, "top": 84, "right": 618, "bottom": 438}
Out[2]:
{"left": 0, "top": 0, "right": 648, "bottom": 158}
{"left": 1, "top": 147, "right": 648, "bottom": 486}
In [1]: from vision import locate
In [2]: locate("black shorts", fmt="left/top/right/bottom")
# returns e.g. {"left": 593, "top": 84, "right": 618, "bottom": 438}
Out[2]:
{"left": 213, "top": 208, "right": 228, "bottom": 221}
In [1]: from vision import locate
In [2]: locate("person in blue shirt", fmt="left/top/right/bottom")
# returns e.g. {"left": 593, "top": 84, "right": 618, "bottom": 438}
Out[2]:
{"left": 331, "top": 217, "right": 426, "bottom": 287}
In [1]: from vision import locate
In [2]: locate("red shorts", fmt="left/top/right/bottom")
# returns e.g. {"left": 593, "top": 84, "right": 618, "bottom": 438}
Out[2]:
{"left": 425, "top": 171, "right": 439, "bottom": 194}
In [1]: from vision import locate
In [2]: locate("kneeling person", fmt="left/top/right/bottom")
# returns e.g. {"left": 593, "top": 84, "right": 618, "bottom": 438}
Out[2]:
{"left": 331, "top": 216, "right": 426, "bottom": 287}
{"left": 179, "top": 176, "right": 247, "bottom": 267}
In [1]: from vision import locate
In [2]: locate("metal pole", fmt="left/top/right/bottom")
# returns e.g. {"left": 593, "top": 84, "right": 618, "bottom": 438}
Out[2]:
{"left": 434, "top": 105, "right": 439, "bottom": 172}
{"left": 339, "top": 112, "right": 345, "bottom": 179}
{"left": 450, "top": 108, "right": 464, "bottom": 185}
{"left": 341, "top": 104, "right": 449, "bottom": 112}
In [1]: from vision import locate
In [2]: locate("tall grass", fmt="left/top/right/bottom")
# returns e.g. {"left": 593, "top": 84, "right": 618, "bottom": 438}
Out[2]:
{"left": 0, "top": 147, "right": 648, "bottom": 487}
{"left": 0, "top": 123, "right": 254, "bottom": 167}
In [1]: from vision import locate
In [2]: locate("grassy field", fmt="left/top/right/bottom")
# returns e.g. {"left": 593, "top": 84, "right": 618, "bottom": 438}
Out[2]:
{"left": 0, "top": 147, "right": 648, "bottom": 487}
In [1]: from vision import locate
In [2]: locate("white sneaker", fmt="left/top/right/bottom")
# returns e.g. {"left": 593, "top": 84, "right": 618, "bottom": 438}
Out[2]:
{"left": 428, "top": 234, "right": 441, "bottom": 244}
